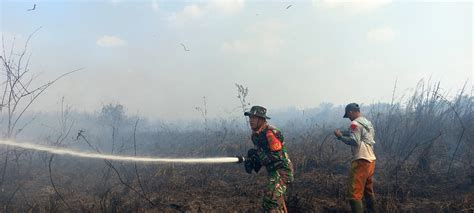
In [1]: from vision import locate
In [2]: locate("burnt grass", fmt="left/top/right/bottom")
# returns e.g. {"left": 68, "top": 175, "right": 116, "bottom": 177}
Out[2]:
{"left": 1, "top": 127, "right": 472, "bottom": 212}
{"left": 0, "top": 83, "right": 473, "bottom": 212}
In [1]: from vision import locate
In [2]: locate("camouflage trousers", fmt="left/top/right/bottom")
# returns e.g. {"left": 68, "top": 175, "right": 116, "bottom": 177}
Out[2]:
{"left": 348, "top": 159, "right": 376, "bottom": 201}
{"left": 263, "top": 164, "right": 293, "bottom": 212}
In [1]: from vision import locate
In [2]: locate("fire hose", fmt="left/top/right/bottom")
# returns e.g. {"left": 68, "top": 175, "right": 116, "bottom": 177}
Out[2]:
{"left": 0, "top": 140, "right": 249, "bottom": 164}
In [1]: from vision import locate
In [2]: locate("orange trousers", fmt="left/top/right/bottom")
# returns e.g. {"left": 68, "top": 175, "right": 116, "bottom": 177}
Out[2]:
{"left": 348, "top": 159, "right": 375, "bottom": 200}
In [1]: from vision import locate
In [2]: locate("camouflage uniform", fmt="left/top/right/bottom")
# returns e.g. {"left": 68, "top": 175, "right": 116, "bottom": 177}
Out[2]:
{"left": 252, "top": 124, "right": 294, "bottom": 212}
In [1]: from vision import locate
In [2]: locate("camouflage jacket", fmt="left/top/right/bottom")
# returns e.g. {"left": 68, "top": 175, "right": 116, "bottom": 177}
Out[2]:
{"left": 251, "top": 125, "right": 292, "bottom": 171}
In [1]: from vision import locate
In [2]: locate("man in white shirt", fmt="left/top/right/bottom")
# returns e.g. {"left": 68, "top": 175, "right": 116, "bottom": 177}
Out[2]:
{"left": 334, "top": 103, "right": 377, "bottom": 213}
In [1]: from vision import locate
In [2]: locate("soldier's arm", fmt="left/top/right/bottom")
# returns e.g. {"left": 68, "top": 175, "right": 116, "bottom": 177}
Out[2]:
{"left": 256, "top": 149, "right": 272, "bottom": 165}
{"left": 266, "top": 130, "right": 282, "bottom": 151}
{"left": 257, "top": 130, "right": 284, "bottom": 165}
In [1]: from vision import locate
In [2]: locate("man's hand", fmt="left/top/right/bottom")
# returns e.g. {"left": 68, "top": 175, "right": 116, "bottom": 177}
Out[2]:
{"left": 334, "top": 129, "right": 342, "bottom": 138}
{"left": 244, "top": 148, "right": 261, "bottom": 174}
{"left": 244, "top": 159, "right": 254, "bottom": 174}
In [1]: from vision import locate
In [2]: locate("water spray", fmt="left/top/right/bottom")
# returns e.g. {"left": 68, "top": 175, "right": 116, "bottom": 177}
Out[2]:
{"left": 0, "top": 140, "right": 244, "bottom": 164}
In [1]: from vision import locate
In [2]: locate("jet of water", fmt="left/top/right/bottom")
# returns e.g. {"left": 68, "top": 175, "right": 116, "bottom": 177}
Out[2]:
{"left": 0, "top": 140, "right": 239, "bottom": 164}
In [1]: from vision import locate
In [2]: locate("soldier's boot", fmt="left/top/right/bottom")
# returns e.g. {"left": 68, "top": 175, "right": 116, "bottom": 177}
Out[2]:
{"left": 349, "top": 199, "right": 364, "bottom": 213}
{"left": 365, "top": 196, "right": 376, "bottom": 213}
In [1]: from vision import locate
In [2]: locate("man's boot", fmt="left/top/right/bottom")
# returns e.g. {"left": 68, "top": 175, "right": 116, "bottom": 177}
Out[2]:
{"left": 365, "top": 196, "right": 376, "bottom": 213}
{"left": 349, "top": 200, "right": 363, "bottom": 213}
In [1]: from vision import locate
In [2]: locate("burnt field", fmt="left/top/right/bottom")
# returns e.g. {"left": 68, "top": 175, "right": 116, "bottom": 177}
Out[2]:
{"left": 0, "top": 82, "right": 473, "bottom": 212}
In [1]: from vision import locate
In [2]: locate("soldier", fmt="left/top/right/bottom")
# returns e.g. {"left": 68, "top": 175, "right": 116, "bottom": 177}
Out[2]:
{"left": 334, "top": 103, "right": 377, "bottom": 213}
{"left": 243, "top": 105, "right": 294, "bottom": 213}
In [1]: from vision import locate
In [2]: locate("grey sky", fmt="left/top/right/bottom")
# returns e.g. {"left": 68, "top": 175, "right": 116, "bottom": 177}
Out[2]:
{"left": 1, "top": 0, "right": 472, "bottom": 120}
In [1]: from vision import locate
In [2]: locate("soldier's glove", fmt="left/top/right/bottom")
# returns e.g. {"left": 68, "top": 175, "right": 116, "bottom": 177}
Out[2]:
{"left": 244, "top": 149, "right": 262, "bottom": 174}
{"left": 252, "top": 156, "right": 262, "bottom": 173}
{"left": 244, "top": 159, "right": 254, "bottom": 174}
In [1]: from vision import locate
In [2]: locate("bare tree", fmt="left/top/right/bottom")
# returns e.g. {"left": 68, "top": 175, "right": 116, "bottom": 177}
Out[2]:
{"left": 235, "top": 83, "right": 250, "bottom": 125}
{"left": 47, "top": 97, "right": 74, "bottom": 210}
{"left": 195, "top": 96, "right": 209, "bottom": 133}
{"left": 99, "top": 103, "right": 125, "bottom": 154}
{"left": 0, "top": 28, "right": 83, "bottom": 203}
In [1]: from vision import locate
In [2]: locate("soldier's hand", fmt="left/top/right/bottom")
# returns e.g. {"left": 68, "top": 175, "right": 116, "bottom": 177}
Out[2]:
{"left": 244, "top": 160, "right": 254, "bottom": 174}
{"left": 334, "top": 129, "right": 342, "bottom": 138}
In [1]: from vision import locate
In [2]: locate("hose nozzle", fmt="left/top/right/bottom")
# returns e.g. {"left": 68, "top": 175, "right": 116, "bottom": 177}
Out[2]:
{"left": 236, "top": 156, "right": 245, "bottom": 163}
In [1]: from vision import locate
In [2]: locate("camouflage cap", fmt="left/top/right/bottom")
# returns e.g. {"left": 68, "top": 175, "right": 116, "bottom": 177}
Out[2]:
{"left": 244, "top": 105, "right": 271, "bottom": 119}
{"left": 343, "top": 103, "right": 360, "bottom": 118}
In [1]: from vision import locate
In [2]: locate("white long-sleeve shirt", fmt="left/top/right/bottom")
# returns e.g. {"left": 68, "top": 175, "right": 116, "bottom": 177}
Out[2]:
{"left": 338, "top": 117, "right": 376, "bottom": 162}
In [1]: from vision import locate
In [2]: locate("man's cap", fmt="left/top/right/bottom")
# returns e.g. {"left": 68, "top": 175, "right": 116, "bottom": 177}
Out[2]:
{"left": 343, "top": 103, "right": 360, "bottom": 118}
{"left": 244, "top": 105, "right": 271, "bottom": 119}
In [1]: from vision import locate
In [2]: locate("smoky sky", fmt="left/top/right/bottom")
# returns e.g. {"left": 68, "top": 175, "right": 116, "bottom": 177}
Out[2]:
{"left": 1, "top": 1, "right": 472, "bottom": 120}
